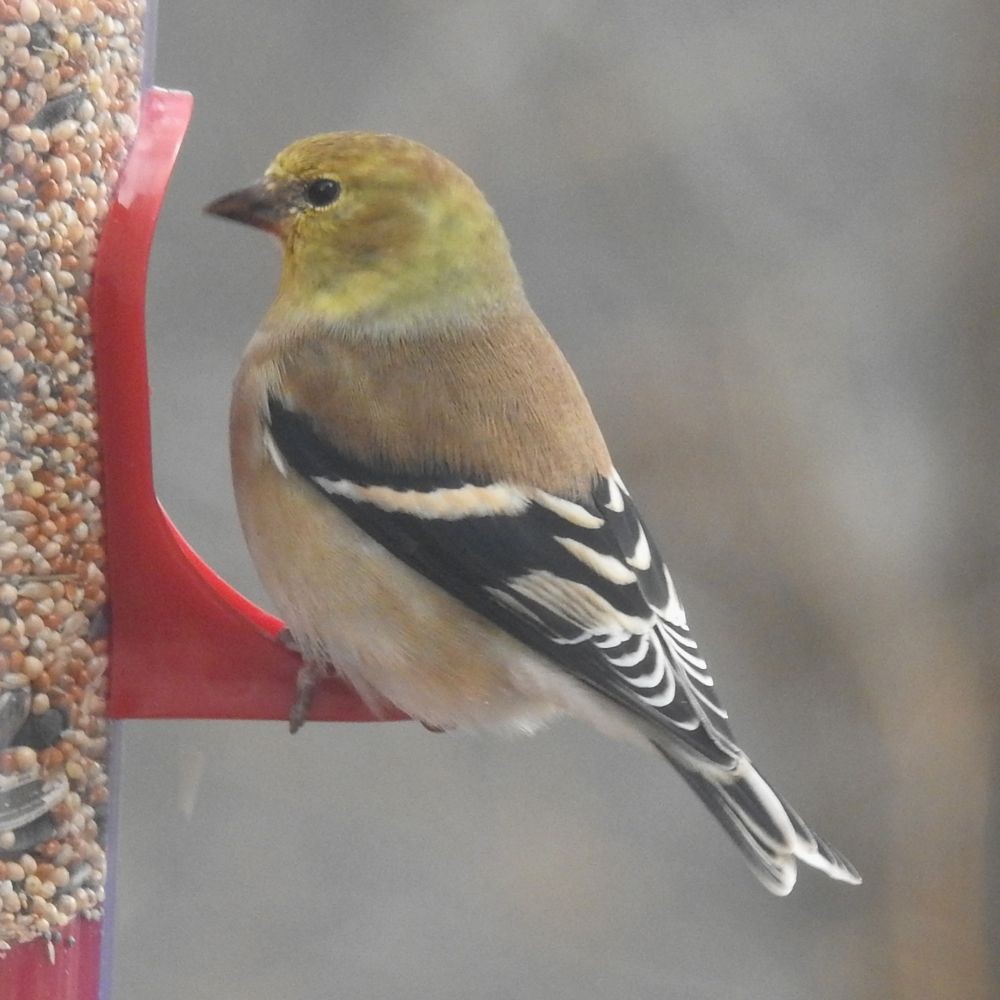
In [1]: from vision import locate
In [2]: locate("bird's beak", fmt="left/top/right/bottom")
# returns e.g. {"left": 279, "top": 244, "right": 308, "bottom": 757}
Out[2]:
{"left": 203, "top": 181, "right": 288, "bottom": 232}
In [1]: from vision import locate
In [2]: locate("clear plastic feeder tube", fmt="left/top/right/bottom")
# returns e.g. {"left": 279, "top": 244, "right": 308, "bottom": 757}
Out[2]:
{"left": 0, "top": 1, "right": 152, "bottom": 996}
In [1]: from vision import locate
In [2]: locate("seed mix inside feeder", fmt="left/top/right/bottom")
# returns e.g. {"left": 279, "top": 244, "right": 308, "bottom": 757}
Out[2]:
{"left": 1, "top": 0, "right": 148, "bottom": 978}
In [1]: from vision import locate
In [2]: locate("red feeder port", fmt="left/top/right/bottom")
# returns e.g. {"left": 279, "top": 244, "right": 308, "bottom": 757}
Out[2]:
{"left": 92, "top": 88, "right": 404, "bottom": 725}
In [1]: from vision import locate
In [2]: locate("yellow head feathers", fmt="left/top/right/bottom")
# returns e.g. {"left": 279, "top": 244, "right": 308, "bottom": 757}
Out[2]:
{"left": 206, "top": 132, "right": 524, "bottom": 330}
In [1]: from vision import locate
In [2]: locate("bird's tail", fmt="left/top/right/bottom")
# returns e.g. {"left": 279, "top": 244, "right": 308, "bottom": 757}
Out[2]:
{"left": 653, "top": 743, "right": 861, "bottom": 895}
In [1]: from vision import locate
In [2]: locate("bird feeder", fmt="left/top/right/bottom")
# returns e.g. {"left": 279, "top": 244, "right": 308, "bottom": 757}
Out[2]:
{"left": 1, "top": 4, "right": 397, "bottom": 996}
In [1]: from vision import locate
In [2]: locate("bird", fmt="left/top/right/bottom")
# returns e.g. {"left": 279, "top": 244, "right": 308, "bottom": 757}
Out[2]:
{"left": 205, "top": 131, "right": 861, "bottom": 895}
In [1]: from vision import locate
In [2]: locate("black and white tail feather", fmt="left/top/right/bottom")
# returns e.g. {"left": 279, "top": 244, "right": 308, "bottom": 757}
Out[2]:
{"left": 267, "top": 398, "right": 862, "bottom": 894}
{"left": 657, "top": 748, "right": 860, "bottom": 894}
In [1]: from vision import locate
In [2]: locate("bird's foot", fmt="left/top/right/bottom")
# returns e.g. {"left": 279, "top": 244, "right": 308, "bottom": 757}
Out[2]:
{"left": 420, "top": 721, "right": 451, "bottom": 734}
{"left": 289, "top": 660, "right": 332, "bottom": 734}
{"left": 276, "top": 627, "right": 302, "bottom": 654}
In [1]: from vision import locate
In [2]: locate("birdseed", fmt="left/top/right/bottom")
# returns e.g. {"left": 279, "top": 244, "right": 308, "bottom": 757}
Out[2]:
{"left": 0, "top": 0, "right": 145, "bottom": 955}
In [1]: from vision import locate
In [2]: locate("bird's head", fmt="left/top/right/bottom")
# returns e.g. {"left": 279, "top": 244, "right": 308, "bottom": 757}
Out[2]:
{"left": 205, "top": 132, "right": 524, "bottom": 331}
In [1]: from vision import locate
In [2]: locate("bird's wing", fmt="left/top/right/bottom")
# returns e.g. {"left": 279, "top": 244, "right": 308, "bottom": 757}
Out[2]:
{"left": 267, "top": 396, "right": 740, "bottom": 767}
{"left": 267, "top": 395, "right": 863, "bottom": 894}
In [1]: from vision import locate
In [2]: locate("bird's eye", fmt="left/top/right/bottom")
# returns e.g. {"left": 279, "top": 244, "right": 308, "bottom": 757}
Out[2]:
{"left": 304, "top": 178, "right": 341, "bottom": 207}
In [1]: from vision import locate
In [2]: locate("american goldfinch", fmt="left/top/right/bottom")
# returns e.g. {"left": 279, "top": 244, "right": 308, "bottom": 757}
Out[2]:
{"left": 205, "top": 132, "right": 860, "bottom": 895}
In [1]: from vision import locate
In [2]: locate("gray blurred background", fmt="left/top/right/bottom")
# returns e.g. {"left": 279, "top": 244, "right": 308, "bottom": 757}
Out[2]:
{"left": 114, "top": 2, "right": 998, "bottom": 998}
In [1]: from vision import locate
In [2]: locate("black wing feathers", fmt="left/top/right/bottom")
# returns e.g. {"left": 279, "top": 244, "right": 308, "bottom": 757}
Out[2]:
{"left": 268, "top": 396, "right": 738, "bottom": 767}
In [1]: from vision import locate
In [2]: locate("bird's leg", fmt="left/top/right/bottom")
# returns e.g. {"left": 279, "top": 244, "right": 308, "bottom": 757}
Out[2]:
{"left": 289, "top": 659, "right": 331, "bottom": 734}
{"left": 281, "top": 627, "right": 324, "bottom": 733}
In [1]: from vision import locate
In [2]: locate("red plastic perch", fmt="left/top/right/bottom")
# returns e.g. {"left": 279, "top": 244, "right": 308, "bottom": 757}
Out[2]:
{"left": 92, "top": 88, "right": 403, "bottom": 724}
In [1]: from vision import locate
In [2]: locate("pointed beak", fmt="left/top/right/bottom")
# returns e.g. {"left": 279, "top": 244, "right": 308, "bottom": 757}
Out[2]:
{"left": 203, "top": 181, "right": 288, "bottom": 232}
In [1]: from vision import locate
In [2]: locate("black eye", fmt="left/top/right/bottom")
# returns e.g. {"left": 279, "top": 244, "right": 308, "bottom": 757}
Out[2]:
{"left": 304, "top": 178, "right": 341, "bottom": 207}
